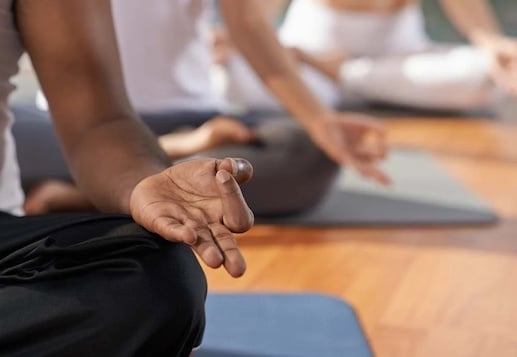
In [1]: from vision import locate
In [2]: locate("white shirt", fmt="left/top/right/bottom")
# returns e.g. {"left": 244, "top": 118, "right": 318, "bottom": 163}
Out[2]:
{"left": 279, "top": 0, "right": 430, "bottom": 56}
{"left": 0, "top": 0, "right": 25, "bottom": 215}
{"left": 111, "top": 0, "right": 221, "bottom": 112}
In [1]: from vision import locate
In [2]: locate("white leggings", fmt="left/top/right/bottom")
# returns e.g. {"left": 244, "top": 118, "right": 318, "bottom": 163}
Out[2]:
{"left": 339, "top": 46, "right": 499, "bottom": 110}
{"left": 219, "top": 1, "right": 501, "bottom": 111}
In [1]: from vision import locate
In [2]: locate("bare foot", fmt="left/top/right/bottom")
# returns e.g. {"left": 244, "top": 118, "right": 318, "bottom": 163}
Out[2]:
{"left": 159, "top": 116, "right": 256, "bottom": 160}
{"left": 24, "top": 180, "right": 94, "bottom": 215}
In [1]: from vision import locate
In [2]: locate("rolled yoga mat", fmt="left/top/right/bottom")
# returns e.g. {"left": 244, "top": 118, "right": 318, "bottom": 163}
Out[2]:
{"left": 258, "top": 149, "right": 497, "bottom": 226}
{"left": 198, "top": 293, "right": 374, "bottom": 357}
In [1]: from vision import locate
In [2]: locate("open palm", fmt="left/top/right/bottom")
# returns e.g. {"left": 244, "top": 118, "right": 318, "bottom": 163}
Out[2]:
{"left": 129, "top": 157, "right": 254, "bottom": 278}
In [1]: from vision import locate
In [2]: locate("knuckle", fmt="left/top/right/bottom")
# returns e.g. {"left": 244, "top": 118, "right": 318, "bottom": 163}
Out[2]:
{"left": 222, "top": 247, "right": 241, "bottom": 255}
{"left": 214, "top": 230, "right": 234, "bottom": 242}
{"left": 196, "top": 237, "right": 213, "bottom": 250}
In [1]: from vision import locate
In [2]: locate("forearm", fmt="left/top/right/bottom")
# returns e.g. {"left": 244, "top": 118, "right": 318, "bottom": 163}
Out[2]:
{"left": 67, "top": 117, "right": 169, "bottom": 214}
{"left": 440, "top": 0, "right": 503, "bottom": 45}
{"left": 16, "top": 0, "right": 170, "bottom": 214}
{"left": 260, "top": 0, "right": 290, "bottom": 24}
{"left": 220, "top": 0, "right": 330, "bottom": 127}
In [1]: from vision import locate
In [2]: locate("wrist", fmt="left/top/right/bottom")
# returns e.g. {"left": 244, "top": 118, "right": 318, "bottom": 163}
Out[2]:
{"left": 297, "top": 107, "right": 335, "bottom": 129}
{"left": 125, "top": 164, "right": 167, "bottom": 215}
{"left": 470, "top": 30, "right": 504, "bottom": 49}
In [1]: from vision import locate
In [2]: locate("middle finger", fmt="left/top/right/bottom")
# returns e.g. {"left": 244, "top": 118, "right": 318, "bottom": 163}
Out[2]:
{"left": 209, "top": 222, "right": 246, "bottom": 278}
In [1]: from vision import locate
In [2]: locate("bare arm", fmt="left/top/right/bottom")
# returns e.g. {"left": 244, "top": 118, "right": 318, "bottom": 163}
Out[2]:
{"left": 218, "top": 0, "right": 390, "bottom": 184}
{"left": 439, "top": 0, "right": 502, "bottom": 45}
{"left": 16, "top": 0, "right": 169, "bottom": 213}
{"left": 260, "top": 0, "right": 290, "bottom": 24}
{"left": 16, "top": 0, "right": 254, "bottom": 277}
{"left": 219, "top": 0, "right": 330, "bottom": 127}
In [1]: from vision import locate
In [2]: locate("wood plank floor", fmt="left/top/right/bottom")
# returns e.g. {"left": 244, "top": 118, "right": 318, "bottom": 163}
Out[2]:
{"left": 203, "top": 117, "right": 517, "bottom": 357}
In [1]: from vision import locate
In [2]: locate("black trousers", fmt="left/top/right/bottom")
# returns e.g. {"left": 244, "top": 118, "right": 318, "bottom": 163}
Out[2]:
{"left": 0, "top": 212, "right": 206, "bottom": 357}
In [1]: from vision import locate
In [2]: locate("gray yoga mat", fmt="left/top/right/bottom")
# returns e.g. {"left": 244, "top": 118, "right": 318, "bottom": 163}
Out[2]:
{"left": 198, "top": 293, "right": 373, "bottom": 357}
{"left": 258, "top": 149, "right": 498, "bottom": 226}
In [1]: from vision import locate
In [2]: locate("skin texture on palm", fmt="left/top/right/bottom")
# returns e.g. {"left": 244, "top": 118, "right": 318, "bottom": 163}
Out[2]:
{"left": 130, "top": 158, "right": 254, "bottom": 278}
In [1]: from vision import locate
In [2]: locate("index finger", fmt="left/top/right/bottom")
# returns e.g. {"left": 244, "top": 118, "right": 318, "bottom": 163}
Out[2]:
{"left": 216, "top": 170, "right": 254, "bottom": 233}
{"left": 348, "top": 156, "right": 392, "bottom": 186}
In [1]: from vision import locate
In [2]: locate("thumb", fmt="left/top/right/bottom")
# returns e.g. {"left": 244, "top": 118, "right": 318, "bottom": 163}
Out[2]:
{"left": 216, "top": 169, "right": 254, "bottom": 233}
{"left": 216, "top": 158, "right": 253, "bottom": 185}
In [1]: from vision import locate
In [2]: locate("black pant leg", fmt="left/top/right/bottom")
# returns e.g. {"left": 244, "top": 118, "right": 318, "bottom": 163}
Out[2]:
{"left": 0, "top": 213, "right": 206, "bottom": 357}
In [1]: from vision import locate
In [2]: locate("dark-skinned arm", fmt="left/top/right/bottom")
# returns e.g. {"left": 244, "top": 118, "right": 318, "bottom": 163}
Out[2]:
{"left": 16, "top": 0, "right": 254, "bottom": 277}
{"left": 16, "top": 0, "right": 169, "bottom": 214}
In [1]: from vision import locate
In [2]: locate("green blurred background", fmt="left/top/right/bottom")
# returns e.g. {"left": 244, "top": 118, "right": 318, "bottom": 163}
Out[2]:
{"left": 276, "top": 0, "right": 517, "bottom": 41}
{"left": 423, "top": 0, "right": 517, "bottom": 42}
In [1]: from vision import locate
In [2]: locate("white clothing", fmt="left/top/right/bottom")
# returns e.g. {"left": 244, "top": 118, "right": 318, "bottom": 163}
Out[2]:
{"left": 340, "top": 46, "right": 498, "bottom": 110}
{"left": 279, "top": 0, "right": 430, "bottom": 56}
{"left": 221, "top": 1, "right": 431, "bottom": 111}
{"left": 221, "top": 0, "right": 498, "bottom": 111}
{"left": 0, "top": 0, "right": 25, "bottom": 215}
{"left": 111, "top": 0, "right": 222, "bottom": 112}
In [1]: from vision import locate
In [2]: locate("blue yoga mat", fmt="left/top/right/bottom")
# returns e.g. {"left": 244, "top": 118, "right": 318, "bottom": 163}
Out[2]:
{"left": 198, "top": 293, "right": 374, "bottom": 357}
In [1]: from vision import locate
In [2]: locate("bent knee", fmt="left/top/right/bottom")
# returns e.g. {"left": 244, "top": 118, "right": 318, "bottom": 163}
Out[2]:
{"left": 88, "top": 241, "right": 207, "bottom": 355}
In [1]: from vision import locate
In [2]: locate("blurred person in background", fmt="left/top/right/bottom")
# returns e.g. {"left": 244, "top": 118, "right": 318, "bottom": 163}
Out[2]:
{"left": 217, "top": 0, "right": 517, "bottom": 112}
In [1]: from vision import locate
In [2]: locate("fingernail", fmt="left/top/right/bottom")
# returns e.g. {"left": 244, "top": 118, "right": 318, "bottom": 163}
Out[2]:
{"left": 217, "top": 170, "right": 231, "bottom": 183}
{"left": 235, "top": 159, "right": 248, "bottom": 173}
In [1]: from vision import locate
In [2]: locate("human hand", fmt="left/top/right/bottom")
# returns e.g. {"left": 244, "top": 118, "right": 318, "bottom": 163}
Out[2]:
{"left": 129, "top": 157, "right": 254, "bottom": 278}
{"left": 479, "top": 35, "right": 517, "bottom": 95}
{"left": 307, "top": 112, "right": 391, "bottom": 185}
{"left": 211, "top": 27, "right": 234, "bottom": 65}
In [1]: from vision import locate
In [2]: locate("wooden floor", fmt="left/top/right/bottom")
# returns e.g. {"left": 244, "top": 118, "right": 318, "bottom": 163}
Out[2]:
{"left": 203, "top": 117, "right": 517, "bottom": 357}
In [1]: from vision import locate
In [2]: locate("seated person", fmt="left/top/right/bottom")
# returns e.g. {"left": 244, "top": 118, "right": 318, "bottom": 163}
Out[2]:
{"left": 218, "top": 0, "right": 516, "bottom": 112}
{"left": 1, "top": 0, "right": 254, "bottom": 355}
{"left": 15, "top": 0, "right": 390, "bottom": 217}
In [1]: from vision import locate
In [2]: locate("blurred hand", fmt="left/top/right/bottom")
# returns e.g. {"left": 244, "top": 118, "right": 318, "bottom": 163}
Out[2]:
{"left": 480, "top": 35, "right": 517, "bottom": 95}
{"left": 307, "top": 112, "right": 391, "bottom": 185}
{"left": 211, "top": 27, "right": 234, "bottom": 65}
{"left": 129, "top": 157, "right": 254, "bottom": 278}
